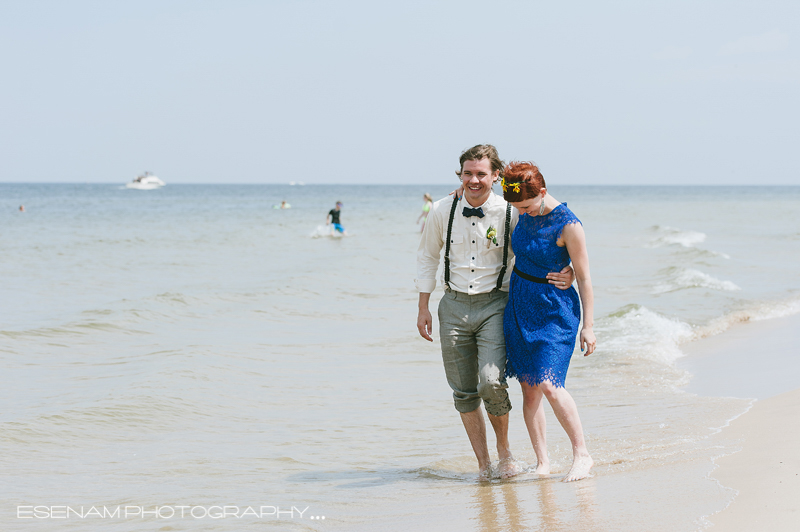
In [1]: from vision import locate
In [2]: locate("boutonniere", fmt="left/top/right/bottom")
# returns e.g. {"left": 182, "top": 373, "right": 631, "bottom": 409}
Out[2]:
{"left": 486, "top": 226, "right": 497, "bottom": 248}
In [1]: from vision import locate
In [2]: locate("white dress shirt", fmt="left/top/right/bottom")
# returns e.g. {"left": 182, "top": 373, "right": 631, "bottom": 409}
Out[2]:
{"left": 416, "top": 192, "right": 519, "bottom": 295}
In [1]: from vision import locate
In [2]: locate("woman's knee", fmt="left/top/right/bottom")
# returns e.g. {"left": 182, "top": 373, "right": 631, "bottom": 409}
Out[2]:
{"left": 520, "top": 382, "right": 542, "bottom": 406}
{"left": 539, "top": 381, "right": 561, "bottom": 400}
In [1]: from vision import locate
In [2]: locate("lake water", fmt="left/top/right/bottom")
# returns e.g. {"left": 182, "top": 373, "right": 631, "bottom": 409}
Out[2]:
{"left": 2, "top": 183, "right": 799, "bottom": 531}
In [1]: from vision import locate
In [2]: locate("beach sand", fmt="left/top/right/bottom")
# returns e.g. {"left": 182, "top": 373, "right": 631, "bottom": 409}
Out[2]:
{"left": 707, "top": 388, "right": 800, "bottom": 530}
{"left": 680, "top": 313, "right": 800, "bottom": 530}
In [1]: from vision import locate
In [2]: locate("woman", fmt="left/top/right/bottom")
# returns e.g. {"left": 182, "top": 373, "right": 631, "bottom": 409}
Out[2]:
{"left": 502, "top": 161, "right": 596, "bottom": 482}
{"left": 416, "top": 193, "right": 433, "bottom": 233}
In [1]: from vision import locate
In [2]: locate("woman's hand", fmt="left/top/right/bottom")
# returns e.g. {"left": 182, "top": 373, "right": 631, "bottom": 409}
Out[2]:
{"left": 580, "top": 328, "right": 596, "bottom": 356}
{"left": 547, "top": 266, "right": 575, "bottom": 290}
{"left": 450, "top": 185, "right": 464, "bottom": 199}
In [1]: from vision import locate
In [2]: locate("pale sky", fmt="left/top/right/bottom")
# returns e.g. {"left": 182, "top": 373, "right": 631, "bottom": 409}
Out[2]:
{"left": 1, "top": 0, "right": 798, "bottom": 185}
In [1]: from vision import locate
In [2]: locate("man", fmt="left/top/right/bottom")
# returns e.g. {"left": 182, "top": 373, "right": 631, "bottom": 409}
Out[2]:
{"left": 415, "top": 144, "right": 573, "bottom": 479}
{"left": 326, "top": 201, "right": 346, "bottom": 235}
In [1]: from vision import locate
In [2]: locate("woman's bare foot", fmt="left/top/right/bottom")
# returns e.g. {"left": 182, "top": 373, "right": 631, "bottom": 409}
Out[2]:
{"left": 563, "top": 455, "right": 593, "bottom": 482}
{"left": 533, "top": 461, "right": 551, "bottom": 475}
{"left": 498, "top": 458, "right": 524, "bottom": 479}
{"left": 478, "top": 466, "right": 491, "bottom": 482}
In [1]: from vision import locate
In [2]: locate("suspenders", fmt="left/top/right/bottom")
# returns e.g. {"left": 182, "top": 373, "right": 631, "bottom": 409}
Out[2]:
{"left": 496, "top": 203, "right": 512, "bottom": 291}
{"left": 443, "top": 197, "right": 512, "bottom": 291}
{"left": 443, "top": 196, "right": 459, "bottom": 289}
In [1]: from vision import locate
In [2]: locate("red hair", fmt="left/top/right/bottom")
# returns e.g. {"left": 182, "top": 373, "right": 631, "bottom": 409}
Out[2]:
{"left": 502, "top": 162, "right": 546, "bottom": 202}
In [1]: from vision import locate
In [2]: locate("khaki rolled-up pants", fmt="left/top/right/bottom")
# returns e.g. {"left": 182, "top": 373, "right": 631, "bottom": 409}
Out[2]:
{"left": 438, "top": 288, "right": 512, "bottom": 417}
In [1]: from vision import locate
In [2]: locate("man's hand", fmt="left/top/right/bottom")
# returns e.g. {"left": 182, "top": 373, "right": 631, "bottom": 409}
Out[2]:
{"left": 546, "top": 265, "right": 575, "bottom": 291}
{"left": 417, "top": 308, "right": 433, "bottom": 342}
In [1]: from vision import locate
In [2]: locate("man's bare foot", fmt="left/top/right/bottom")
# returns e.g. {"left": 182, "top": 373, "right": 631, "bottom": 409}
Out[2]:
{"left": 498, "top": 458, "right": 524, "bottom": 479}
{"left": 563, "top": 455, "right": 593, "bottom": 482}
{"left": 478, "top": 466, "right": 491, "bottom": 482}
{"left": 533, "top": 461, "right": 551, "bottom": 475}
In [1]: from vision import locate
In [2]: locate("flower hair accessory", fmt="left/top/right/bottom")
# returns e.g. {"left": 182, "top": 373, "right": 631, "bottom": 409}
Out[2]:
{"left": 501, "top": 176, "right": 540, "bottom": 202}
{"left": 501, "top": 177, "right": 521, "bottom": 194}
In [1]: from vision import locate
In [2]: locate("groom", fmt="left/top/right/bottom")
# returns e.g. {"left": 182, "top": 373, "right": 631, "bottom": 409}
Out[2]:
{"left": 415, "top": 144, "right": 573, "bottom": 479}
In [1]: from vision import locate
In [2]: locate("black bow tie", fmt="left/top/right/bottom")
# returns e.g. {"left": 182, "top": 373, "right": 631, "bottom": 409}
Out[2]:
{"left": 462, "top": 206, "right": 485, "bottom": 218}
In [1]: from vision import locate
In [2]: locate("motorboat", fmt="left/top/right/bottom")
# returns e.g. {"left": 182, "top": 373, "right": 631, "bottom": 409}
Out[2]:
{"left": 126, "top": 171, "right": 165, "bottom": 190}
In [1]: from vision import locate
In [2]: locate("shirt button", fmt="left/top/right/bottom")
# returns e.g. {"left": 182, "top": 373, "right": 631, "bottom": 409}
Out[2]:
{"left": 470, "top": 285, "right": 473, "bottom": 288}
{"left": 472, "top": 222, "right": 475, "bottom": 226}
{"left": 472, "top": 257, "right": 475, "bottom": 260}
{"left": 471, "top": 269, "right": 474, "bottom": 272}
{"left": 472, "top": 240, "right": 475, "bottom": 243}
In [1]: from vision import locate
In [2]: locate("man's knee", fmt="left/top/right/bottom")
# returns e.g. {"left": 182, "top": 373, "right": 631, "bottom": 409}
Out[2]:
{"left": 477, "top": 381, "right": 511, "bottom": 417}
{"left": 477, "top": 380, "right": 503, "bottom": 401}
{"left": 477, "top": 363, "right": 506, "bottom": 402}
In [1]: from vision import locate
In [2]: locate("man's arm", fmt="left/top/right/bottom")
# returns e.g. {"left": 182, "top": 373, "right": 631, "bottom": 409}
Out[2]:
{"left": 415, "top": 201, "right": 444, "bottom": 340}
{"left": 417, "top": 292, "right": 433, "bottom": 341}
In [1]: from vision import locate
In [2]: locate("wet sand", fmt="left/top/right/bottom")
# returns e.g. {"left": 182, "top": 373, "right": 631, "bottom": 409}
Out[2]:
{"left": 680, "top": 313, "right": 800, "bottom": 530}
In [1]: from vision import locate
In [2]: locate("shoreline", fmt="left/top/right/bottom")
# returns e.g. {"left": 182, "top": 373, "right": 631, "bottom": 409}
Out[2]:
{"left": 679, "top": 313, "right": 800, "bottom": 530}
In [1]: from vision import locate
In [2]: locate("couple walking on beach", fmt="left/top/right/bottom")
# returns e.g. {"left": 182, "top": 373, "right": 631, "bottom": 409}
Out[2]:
{"left": 416, "top": 144, "right": 596, "bottom": 482}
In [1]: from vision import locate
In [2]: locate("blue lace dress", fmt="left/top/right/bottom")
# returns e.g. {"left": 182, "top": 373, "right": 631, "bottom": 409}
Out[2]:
{"left": 504, "top": 203, "right": 582, "bottom": 388}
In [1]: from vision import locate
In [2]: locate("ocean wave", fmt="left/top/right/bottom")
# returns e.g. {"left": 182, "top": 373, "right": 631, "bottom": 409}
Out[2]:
{"left": 595, "top": 304, "right": 693, "bottom": 365}
{"left": 648, "top": 225, "right": 706, "bottom": 248}
{"left": 693, "top": 294, "right": 800, "bottom": 339}
{"left": 0, "top": 302, "right": 188, "bottom": 338}
{"left": 0, "top": 321, "right": 151, "bottom": 339}
{"left": 652, "top": 267, "right": 740, "bottom": 294}
{"left": 596, "top": 295, "right": 800, "bottom": 367}
{"left": 680, "top": 247, "right": 731, "bottom": 260}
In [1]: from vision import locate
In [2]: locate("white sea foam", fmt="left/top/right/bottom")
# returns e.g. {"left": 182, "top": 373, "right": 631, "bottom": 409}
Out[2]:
{"left": 594, "top": 295, "right": 800, "bottom": 367}
{"left": 309, "top": 225, "right": 345, "bottom": 238}
{"left": 595, "top": 304, "right": 694, "bottom": 365}
{"left": 648, "top": 226, "right": 706, "bottom": 248}
{"left": 652, "top": 267, "right": 741, "bottom": 294}
{"left": 684, "top": 247, "right": 731, "bottom": 260}
{"left": 748, "top": 296, "right": 800, "bottom": 320}
{"left": 693, "top": 294, "right": 800, "bottom": 339}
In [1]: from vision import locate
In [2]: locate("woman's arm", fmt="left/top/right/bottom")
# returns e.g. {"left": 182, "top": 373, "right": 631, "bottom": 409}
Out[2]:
{"left": 562, "top": 223, "right": 596, "bottom": 356}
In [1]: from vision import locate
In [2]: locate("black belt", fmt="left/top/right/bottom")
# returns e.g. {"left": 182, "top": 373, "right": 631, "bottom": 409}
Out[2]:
{"left": 513, "top": 266, "right": 550, "bottom": 284}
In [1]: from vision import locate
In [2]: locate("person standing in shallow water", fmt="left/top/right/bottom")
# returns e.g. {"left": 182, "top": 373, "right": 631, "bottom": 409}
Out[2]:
{"left": 326, "top": 201, "right": 346, "bottom": 235}
{"left": 417, "top": 193, "right": 433, "bottom": 233}
{"left": 415, "top": 145, "right": 575, "bottom": 480}
{"left": 501, "top": 161, "right": 596, "bottom": 482}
